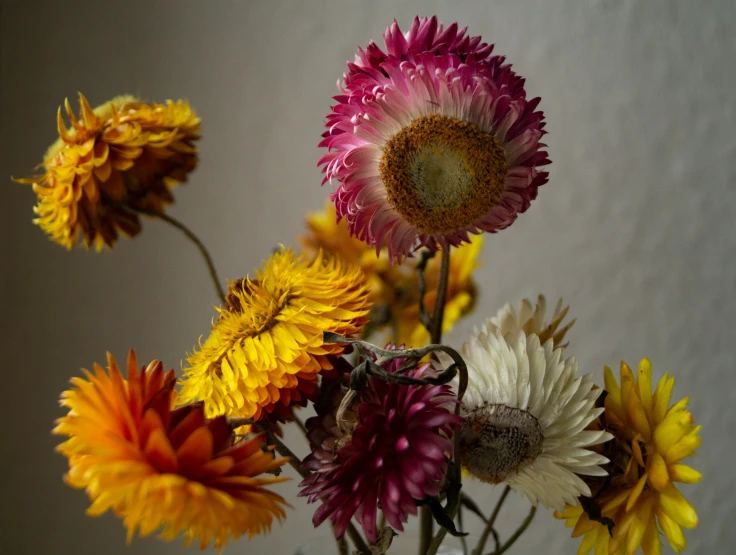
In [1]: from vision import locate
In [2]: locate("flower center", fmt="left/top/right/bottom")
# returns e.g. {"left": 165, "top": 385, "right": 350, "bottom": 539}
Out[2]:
{"left": 460, "top": 404, "right": 543, "bottom": 483}
{"left": 380, "top": 114, "right": 508, "bottom": 235}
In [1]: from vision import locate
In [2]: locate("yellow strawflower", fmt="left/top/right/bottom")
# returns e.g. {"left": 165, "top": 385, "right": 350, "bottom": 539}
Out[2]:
{"left": 178, "top": 247, "right": 371, "bottom": 421}
{"left": 556, "top": 359, "right": 701, "bottom": 554}
{"left": 16, "top": 93, "right": 200, "bottom": 249}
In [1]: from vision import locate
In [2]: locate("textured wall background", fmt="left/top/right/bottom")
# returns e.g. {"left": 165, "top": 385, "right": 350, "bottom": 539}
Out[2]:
{"left": 1, "top": 1, "right": 734, "bottom": 553}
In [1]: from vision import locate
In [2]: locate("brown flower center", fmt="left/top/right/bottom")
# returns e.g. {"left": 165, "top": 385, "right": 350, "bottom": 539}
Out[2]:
{"left": 460, "top": 404, "right": 543, "bottom": 483}
{"left": 379, "top": 114, "right": 508, "bottom": 235}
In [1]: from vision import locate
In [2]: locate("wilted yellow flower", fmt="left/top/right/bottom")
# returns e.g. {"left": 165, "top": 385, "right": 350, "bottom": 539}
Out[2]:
{"left": 54, "top": 351, "right": 289, "bottom": 549}
{"left": 178, "top": 247, "right": 371, "bottom": 421}
{"left": 301, "top": 202, "right": 481, "bottom": 346}
{"left": 16, "top": 93, "right": 200, "bottom": 250}
{"left": 556, "top": 359, "right": 701, "bottom": 555}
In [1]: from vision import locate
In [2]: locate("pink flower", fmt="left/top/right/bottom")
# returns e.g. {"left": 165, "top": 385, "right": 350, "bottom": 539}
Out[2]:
{"left": 299, "top": 349, "right": 462, "bottom": 542}
{"left": 320, "top": 16, "right": 549, "bottom": 262}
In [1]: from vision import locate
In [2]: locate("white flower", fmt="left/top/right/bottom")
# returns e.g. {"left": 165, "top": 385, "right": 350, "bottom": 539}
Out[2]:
{"left": 487, "top": 295, "right": 574, "bottom": 349}
{"left": 447, "top": 324, "right": 611, "bottom": 509}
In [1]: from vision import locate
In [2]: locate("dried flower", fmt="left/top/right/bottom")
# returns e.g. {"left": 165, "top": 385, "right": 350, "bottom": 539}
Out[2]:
{"left": 17, "top": 94, "right": 200, "bottom": 249}
{"left": 178, "top": 248, "right": 371, "bottom": 421}
{"left": 556, "top": 359, "right": 701, "bottom": 554}
{"left": 299, "top": 349, "right": 462, "bottom": 542}
{"left": 444, "top": 325, "right": 611, "bottom": 508}
{"left": 54, "top": 351, "right": 289, "bottom": 549}
{"left": 320, "top": 16, "right": 549, "bottom": 261}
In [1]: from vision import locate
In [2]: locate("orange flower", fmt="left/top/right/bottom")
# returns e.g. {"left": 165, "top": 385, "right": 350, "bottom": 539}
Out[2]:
{"left": 17, "top": 93, "right": 200, "bottom": 249}
{"left": 54, "top": 351, "right": 289, "bottom": 549}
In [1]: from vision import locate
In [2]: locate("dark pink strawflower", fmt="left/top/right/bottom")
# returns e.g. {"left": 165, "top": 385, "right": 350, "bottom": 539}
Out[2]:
{"left": 320, "top": 16, "right": 550, "bottom": 262}
{"left": 298, "top": 349, "right": 462, "bottom": 542}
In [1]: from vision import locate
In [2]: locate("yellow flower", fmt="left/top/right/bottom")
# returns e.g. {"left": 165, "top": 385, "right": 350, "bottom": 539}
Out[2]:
{"left": 54, "top": 351, "right": 289, "bottom": 549}
{"left": 300, "top": 201, "right": 481, "bottom": 346}
{"left": 556, "top": 359, "right": 701, "bottom": 554}
{"left": 16, "top": 93, "right": 200, "bottom": 250}
{"left": 178, "top": 247, "right": 371, "bottom": 421}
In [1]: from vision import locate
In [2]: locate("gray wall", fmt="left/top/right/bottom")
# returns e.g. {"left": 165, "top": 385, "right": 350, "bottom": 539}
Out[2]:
{"left": 1, "top": 1, "right": 734, "bottom": 553}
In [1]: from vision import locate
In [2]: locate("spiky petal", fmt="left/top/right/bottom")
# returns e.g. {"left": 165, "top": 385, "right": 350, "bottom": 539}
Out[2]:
{"left": 53, "top": 351, "right": 290, "bottom": 549}
{"left": 299, "top": 348, "right": 462, "bottom": 542}
{"left": 556, "top": 359, "right": 701, "bottom": 555}
{"left": 320, "top": 16, "right": 549, "bottom": 262}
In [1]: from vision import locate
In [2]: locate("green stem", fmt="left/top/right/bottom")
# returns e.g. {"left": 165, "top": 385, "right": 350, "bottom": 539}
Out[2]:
{"left": 140, "top": 209, "right": 227, "bottom": 304}
{"left": 472, "top": 486, "right": 510, "bottom": 555}
{"left": 488, "top": 505, "right": 537, "bottom": 555}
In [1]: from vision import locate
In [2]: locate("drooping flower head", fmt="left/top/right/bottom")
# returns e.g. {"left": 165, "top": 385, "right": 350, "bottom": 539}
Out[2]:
{"left": 556, "top": 359, "right": 701, "bottom": 555}
{"left": 178, "top": 248, "right": 372, "bottom": 421}
{"left": 16, "top": 93, "right": 200, "bottom": 250}
{"left": 299, "top": 347, "right": 462, "bottom": 542}
{"left": 54, "top": 351, "right": 289, "bottom": 549}
{"left": 320, "top": 16, "right": 549, "bottom": 261}
{"left": 489, "top": 295, "right": 575, "bottom": 349}
{"left": 444, "top": 323, "right": 611, "bottom": 509}
{"left": 301, "top": 201, "right": 482, "bottom": 346}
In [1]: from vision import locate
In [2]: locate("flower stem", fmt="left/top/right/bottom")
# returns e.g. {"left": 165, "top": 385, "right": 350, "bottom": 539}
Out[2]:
{"left": 259, "top": 425, "right": 370, "bottom": 554}
{"left": 138, "top": 209, "right": 227, "bottom": 304}
{"left": 471, "top": 486, "right": 510, "bottom": 555}
{"left": 420, "top": 247, "right": 452, "bottom": 555}
{"left": 430, "top": 247, "right": 451, "bottom": 344}
{"left": 489, "top": 505, "right": 536, "bottom": 555}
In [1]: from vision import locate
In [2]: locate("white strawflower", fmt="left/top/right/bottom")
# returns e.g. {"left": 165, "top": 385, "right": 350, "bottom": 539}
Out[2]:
{"left": 446, "top": 324, "right": 611, "bottom": 509}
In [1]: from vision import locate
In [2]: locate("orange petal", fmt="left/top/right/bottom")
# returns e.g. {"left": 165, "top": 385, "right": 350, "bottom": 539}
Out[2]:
{"left": 144, "top": 427, "right": 178, "bottom": 473}
{"left": 176, "top": 426, "right": 214, "bottom": 473}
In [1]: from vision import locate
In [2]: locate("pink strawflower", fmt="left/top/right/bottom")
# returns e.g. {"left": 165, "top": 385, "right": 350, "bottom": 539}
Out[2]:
{"left": 320, "top": 16, "right": 550, "bottom": 262}
{"left": 299, "top": 348, "right": 462, "bottom": 542}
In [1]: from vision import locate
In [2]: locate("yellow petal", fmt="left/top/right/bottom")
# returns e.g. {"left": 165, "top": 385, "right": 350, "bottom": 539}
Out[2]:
{"left": 654, "top": 408, "right": 692, "bottom": 455}
{"left": 622, "top": 364, "right": 652, "bottom": 440}
{"left": 668, "top": 464, "right": 702, "bottom": 484}
{"left": 636, "top": 358, "right": 654, "bottom": 420}
{"left": 666, "top": 426, "right": 701, "bottom": 463}
{"left": 604, "top": 365, "right": 625, "bottom": 425}
{"left": 647, "top": 452, "right": 670, "bottom": 491}
{"left": 641, "top": 516, "right": 662, "bottom": 555}
{"left": 652, "top": 372, "right": 674, "bottom": 425}
{"left": 627, "top": 495, "right": 654, "bottom": 555}
{"left": 656, "top": 508, "right": 686, "bottom": 552}
{"left": 626, "top": 473, "right": 648, "bottom": 512}
{"left": 659, "top": 483, "right": 698, "bottom": 529}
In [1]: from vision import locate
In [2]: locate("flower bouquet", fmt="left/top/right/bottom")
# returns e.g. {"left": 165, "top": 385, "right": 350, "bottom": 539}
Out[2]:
{"left": 16, "top": 16, "right": 700, "bottom": 555}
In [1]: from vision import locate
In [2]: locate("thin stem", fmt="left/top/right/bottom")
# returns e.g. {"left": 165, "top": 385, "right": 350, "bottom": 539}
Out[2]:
{"left": 472, "top": 487, "right": 510, "bottom": 555}
{"left": 139, "top": 209, "right": 227, "bottom": 304}
{"left": 419, "top": 507, "right": 434, "bottom": 555}
{"left": 422, "top": 247, "right": 453, "bottom": 555}
{"left": 457, "top": 502, "right": 468, "bottom": 555}
{"left": 420, "top": 248, "right": 451, "bottom": 553}
{"left": 488, "top": 505, "right": 536, "bottom": 555}
{"left": 294, "top": 413, "right": 309, "bottom": 437}
{"left": 258, "top": 425, "right": 370, "bottom": 554}
{"left": 430, "top": 247, "right": 451, "bottom": 344}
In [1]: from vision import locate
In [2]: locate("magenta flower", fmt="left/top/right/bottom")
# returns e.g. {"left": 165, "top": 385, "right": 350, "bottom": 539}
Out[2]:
{"left": 319, "top": 16, "right": 550, "bottom": 262}
{"left": 299, "top": 350, "right": 462, "bottom": 542}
